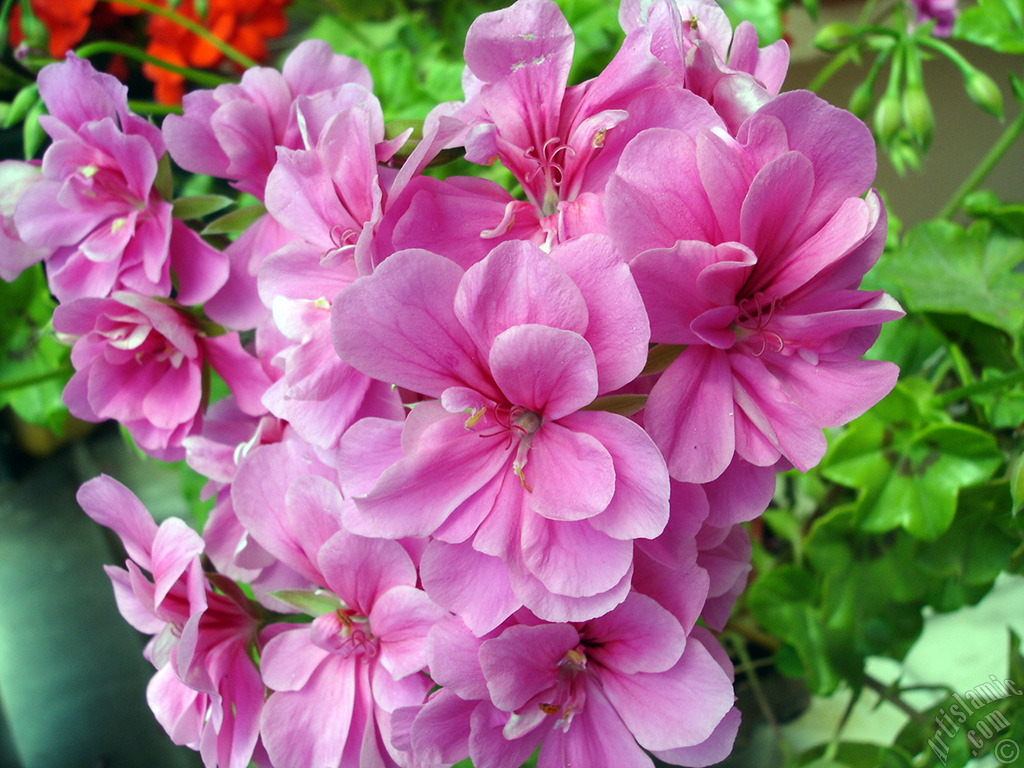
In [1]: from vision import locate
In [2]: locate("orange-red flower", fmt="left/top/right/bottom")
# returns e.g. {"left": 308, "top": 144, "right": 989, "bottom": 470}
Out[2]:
{"left": 143, "top": 0, "right": 290, "bottom": 104}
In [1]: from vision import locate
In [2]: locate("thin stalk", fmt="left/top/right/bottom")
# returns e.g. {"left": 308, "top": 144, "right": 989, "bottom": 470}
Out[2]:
{"left": 809, "top": 48, "right": 855, "bottom": 93}
{"left": 938, "top": 368, "right": 1024, "bottom": 406}
{"left": 127, "top": 99, "right": 184, "bottom": 115}
{"left": 96, "top": 0, "right": 258, "bottom": 68}
{"left": 728, "top": 634, "right": 782, "bottom": 737}
{"left": 938, "top": 107, "right": 1024, "bottom": 219}
{"left": 0, "top": 0, "right": 16, "bottom": 58}
{"left": 75, "top": 41, "right": 231, "bottom": 87}
{"left": 0, "top": 366, "right": 73, "bottom": 393}
{"left": 863, "top": 673, "right": 925, "bottom": 722}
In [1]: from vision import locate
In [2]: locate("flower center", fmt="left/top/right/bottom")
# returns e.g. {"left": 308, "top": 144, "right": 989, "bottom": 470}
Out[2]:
{"left": 734, "top": 293, "right": 784, "bottom": 356}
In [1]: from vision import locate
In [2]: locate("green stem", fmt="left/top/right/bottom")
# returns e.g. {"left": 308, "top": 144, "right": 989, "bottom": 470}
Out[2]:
{"left": 809, "top": 48, "right": 855, "bottom": 93}
{"left": 938, "top": 107, "right": 1024, "bottom": 219}
{"left": 75, "top": 41, "right": 231, "bottom": 87}
{"left": 0, "top": 366, "right": 73, "bottom": 393}
{"left": 95, "top": 0, "right": 258, "bottom": 69}
{"left": 127, "top": 99, "right": 184, "bottom": 115}
{"left": 0, "top": 0, "right": 16, "bottom": 58}
{"left": 938, "top": 368, "right": 1024, "bottom": 406}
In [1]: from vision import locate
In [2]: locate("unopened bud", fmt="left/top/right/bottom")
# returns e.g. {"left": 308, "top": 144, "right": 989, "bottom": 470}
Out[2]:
{"left": 964, "top": 69, "right": 1003, "bottom": 118}
{"left": 873, "top": 93, "right": 902, "bottom": 144}
{"left": 814, "top": 23, "right": 857, "bottom": 53}
{"left": 901, "top": 85, "right": 934, "bottom": 149}
{"left": 849, "top": 81, "right": 874, "bottom": 119}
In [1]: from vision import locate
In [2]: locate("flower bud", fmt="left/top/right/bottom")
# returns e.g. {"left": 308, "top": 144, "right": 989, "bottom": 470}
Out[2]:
{"left": 849, "top": 81, "right": 874, "bottom": 119}
{"left": 901, "top": 85, "right": 934, "bottom": 149}
{"left": 814, "top": 23, "right": 857, "bottom": 53}
{"left": 964, "top": 69, "right": 1003, "bottom": 118}
{"left": 873, "top": 93, "right": 902, "bottom": 144}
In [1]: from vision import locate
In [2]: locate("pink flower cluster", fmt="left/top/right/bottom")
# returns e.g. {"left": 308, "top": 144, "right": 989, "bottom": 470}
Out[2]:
{"left": 2, "top": 0, "right": 903, "bottom": 766}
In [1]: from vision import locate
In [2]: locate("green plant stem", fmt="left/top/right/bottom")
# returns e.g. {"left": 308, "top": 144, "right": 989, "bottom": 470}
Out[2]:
{"left": 75, "top": 41, "right": 231, "bottom": 87}
{"left": 0, "top": 366, "right": 73, "bottom": 393}
{"left": 938, "top": 107, "right": 1024, "bottom": 219}
{"left": 96, "top": 0, "right": 258, "bottom": 68}
{"left": 863, "top": 674, "right": 925, "bottom": 722}
{"left": 127, "top": 99, "right": 184, "bottom": 115}
{"left": 809, "top": 48, "right": 855, "bottom": 93}
{"left": 0, "top": 0, "right": 16, "bottom": 58}
{"left": 938, "top": 368, "right": 1024, "bottom": 406}
{"left": 728, "top": 634, "right": 782, "bottom": 736}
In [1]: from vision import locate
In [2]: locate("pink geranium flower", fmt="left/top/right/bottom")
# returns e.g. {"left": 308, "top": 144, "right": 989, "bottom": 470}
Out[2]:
{"left": 77, "top": 475, "right": 265, "bottom": 768}
{"left": 0, "top": 161, "right": 52, "bottom": 281}
{"left": 449, "top": 0, "right": 723, "bottom": 245}
{"left": 620, "top": 0, "right": 790, "bottom": 132}
{"left": 55, "top": 292, "right": 270, "bottom": 460}
{"left": 333, "top": 237, "right": 667, "bottom": 623}
{"left": 402, "top": 597, "right": 736, "bottom": 768}
{"left": 607, "top": 91, "right": 903, "bottom": 482}
{"left": 13, "top": 54, "right": 226, "bottom": 304}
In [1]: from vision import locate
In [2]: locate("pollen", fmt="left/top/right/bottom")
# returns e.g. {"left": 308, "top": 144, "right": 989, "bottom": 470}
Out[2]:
{"left": 465, "top": 407, "right": 486, "bottom": 429}
{"left": 539, "top": 703, "right": 561, "bottom": 716}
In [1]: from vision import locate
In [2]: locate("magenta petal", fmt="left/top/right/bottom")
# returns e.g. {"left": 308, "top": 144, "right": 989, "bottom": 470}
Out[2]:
{"left": 653, "top": 707, "right": 741, "bottom": 767}
{"left": 318, "top": 529, "right": 416, "bottom": 615}
{"left": 371, "top": 585, "right": 445, "bottom": 679}
{"left": 470, "top": 701, "right": 547, "bottom": 768}
{"left": 261, "top": 656, "right": 355, "bottom": 768}
{"left": 169, "top": 219, "right": 229, "bottom": 306}
{"left": 601, "top": 635, "right": 734, "bottom": 751}
{"left": 586, "top": 592, "right": 685, "bottom": 675}
{"left": 332, "top": 249, "right": 494, "bottom": 398}
{"left": 425, "top": 617, "right": 489, "bottom": 699}
{"left": 739, "top": 150, "right": 813, "bottom": 263}
{"left": 539, "top": 682, "right": 652, "bottom": 768}
{"left": 479, "top": 623, "right": 579, "bottom": 711}
{"left": 552, "top": 234, "right": 650, "bottom": 392}
{"left": 455, "top": 239, "right": 588, "bottom": 355}
{"left": 420, "top": 540, "right": 520, "bottom": 636}
{"left": 513, "top": 563, "right": 632, "bottom": 623}
{"left": 560, "top": 410, "right": 669, "bottom": 541}
{"left": 407, "top": 689, "right": 474, "bottom": 765}
{"left": 77, "top": 475, "right": 158, "bottom": 568}
{"left": 703, "top": 457, "right": 776, "bottom": 526}
{"left": 645, "top": 346, "right": 736, "bottom": 483}
{"left": 731, "top": 353, "right": 827, "bottom": 472}
{"left": 353, "top": 413, "right": 509, "bottom": 539}
{"left": 489, "top": 325, "right": 598, "bottom": 419}
{"left": 526, "top": 420, "right": 615, "bottom": 522}
{"left": 520, "top": 513, "right": 632, "bottom": 597}
{"left": 201, "top": 333, "right": 272, "bottom": 417}
{"left": 773, "top": 357, "right": 899, "bottom": 428}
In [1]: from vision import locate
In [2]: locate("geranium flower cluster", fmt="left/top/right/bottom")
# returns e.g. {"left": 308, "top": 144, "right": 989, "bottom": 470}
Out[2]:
{"left": 1, "top": 0, "right": 903, "bottom": 765}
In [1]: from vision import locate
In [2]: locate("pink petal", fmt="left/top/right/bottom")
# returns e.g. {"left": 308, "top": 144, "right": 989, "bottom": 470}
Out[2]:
{"left": 420, "top": 541, "right": 521, "bottom": 636}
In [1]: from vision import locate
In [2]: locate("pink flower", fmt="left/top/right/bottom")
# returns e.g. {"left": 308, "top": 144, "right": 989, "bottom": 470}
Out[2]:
{"left": 403, "top": 597, "right": 736, "bottom": 768}
{"left": 77, "top": 475, "right": 265, "bottom": 768}
{"left": 0, "top": 161, "right": 52, "bottom": 281}
{"left": 55, "top": 292, "right": 271, "bottom": 460}
{"left": 620, "top": 0, "right": 790, "bottom": 132}
{"left": 451, "top": 0, "right": 723, "bottom": 245}
{"left": 227, "top": 454, "right": 443, "bottom": 768}
{"left": 257, "top": 92, "right": 406, "bottom": 447}
{"left": 162, "top": 40, "right": 374, "bottom": 330}
{"left": 909, "top": 0, "right": 959, "bottom": 36}
{"left": 333, "top": 237, "right": 667, "bottom": 622}
{"left": 606, "top": 91, "right": 903, "bottom": 482}
{"left": 162, "top": 39, "right": 373, "bottom": 199}
{"left": 13, "top": 54, "right": 226, "bottom": 303}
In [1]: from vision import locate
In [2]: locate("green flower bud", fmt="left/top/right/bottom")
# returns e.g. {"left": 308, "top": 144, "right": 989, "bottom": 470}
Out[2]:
{"left": 964, "top": 69, "right": 1003, "bottom": 118}
{"left": 901, "top": 85, "right": 933, "bottom": 150}
{"left": 873, "top": 93, "right": 901, "bottom": 144}
{"left": 814, "top": 23, "right": 857, "bottom": 53}
{"left": 849, "top": 81, "right": 874, "bottom": 119}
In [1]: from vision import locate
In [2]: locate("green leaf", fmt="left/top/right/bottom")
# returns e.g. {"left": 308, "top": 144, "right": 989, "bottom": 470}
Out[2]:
{"left": 171, "top": 194, "right": 234, "bottom": 220}
{"left": 200, "top": 202, "right": 267, "bottom": 235}
{"left": 955, "top": 0, "right": 1024, "bottom": 53}
{"left": 22, "top": 98, "right": 47, "bottom": 159}
{"left": 269, "top": 589, "right": 342, "bottom": 617}
{"left": 3, "top": 83, "right": 38, "bottom": 129}
{"left": 964, "top": 190, "right": 1024, "bottom": 238}
{"left": 878, "top": 220, "right": 1024, "bottom": 337}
